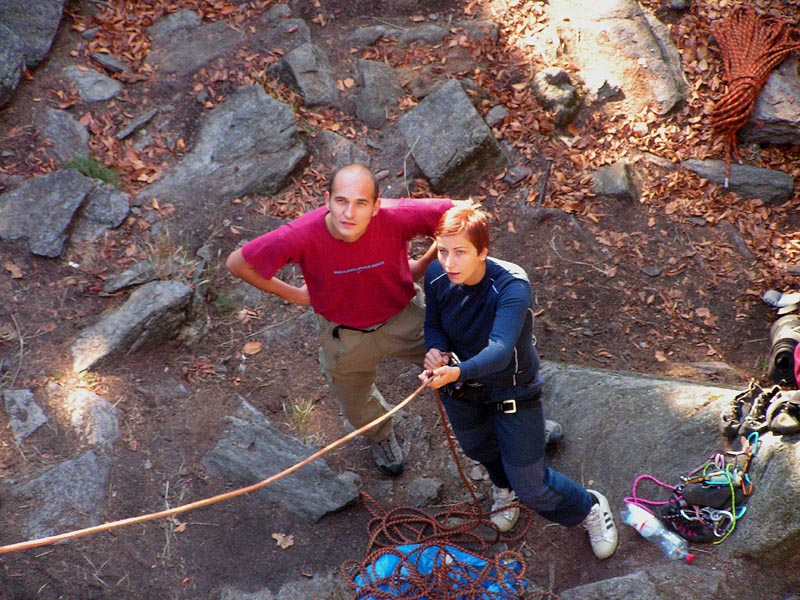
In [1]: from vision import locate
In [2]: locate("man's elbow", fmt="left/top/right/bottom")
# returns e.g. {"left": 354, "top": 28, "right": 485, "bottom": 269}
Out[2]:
{"left": 226, "top": 249, "right": 245, "bottom": 276}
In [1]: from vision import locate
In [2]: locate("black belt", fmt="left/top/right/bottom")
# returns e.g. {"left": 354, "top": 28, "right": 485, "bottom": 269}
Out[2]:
{"left": 332, "top": 321, "right": 386, "bottom": 340}
{"left": 445, "top": 384, "right": 541, "bottom": 413}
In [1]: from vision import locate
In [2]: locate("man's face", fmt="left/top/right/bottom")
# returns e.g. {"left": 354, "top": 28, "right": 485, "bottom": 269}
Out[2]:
{"left": 324, "top": 171, "right": 380, "bottom": 242}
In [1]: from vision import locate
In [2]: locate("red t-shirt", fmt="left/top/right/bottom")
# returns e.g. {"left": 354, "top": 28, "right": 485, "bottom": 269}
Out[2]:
{"left": 241, "top": 198, "right": 452, "bottom": 328}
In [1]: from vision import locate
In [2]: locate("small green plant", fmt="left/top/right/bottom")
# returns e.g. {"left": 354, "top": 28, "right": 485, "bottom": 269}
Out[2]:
{"left": 285, "top": 398, "right": 319, "bottom": 445}
{"left": 212, "top": 291, "right": 238, "bottom": 315}
{"left": 62, "top": 155, "right": 120, "bottom": 188}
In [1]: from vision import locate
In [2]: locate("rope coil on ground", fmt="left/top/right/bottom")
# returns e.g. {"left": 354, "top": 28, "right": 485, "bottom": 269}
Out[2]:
{"left": 709, "top": 6, "right": 800, "bottom": 184}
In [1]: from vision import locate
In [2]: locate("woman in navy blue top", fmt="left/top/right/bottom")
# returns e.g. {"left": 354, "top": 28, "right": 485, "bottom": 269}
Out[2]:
{"left": 420, "top": 205, "right": 618, "bottom": 560}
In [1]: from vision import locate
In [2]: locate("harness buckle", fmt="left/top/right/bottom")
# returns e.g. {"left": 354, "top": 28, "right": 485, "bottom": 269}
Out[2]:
{"left": 499, "top": 399, "right": 517, "bottom": 414}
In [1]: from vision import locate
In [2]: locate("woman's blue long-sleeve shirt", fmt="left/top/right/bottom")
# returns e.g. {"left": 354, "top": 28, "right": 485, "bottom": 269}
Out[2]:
{"left": 423, "top": 257, "right": 542, "bottom": 402}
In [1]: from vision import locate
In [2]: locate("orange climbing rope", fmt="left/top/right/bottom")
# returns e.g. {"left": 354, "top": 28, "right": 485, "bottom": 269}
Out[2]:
{"left": 709, "top": 5, "right": 800, "bottom": 186}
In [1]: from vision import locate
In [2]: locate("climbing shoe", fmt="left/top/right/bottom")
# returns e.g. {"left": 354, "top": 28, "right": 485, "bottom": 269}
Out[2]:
{"left": 719, "top": 379, "right": 762, "bottom": 438}
{"left": 739, "top": 385, "right": 780, "bottom": 436}
{"left": 766, "top": 390, "right": 800, "bottom": 435}
{"left": 371, "top": 430, "right": 404, "bottom": 476}
{"left": 681, "top": 482, "right": 748, "bottom": 509}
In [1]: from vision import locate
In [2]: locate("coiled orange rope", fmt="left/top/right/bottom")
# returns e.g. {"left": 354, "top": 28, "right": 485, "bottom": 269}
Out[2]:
{"left": 709, "top": 6, "right": 800, "bottom": 186}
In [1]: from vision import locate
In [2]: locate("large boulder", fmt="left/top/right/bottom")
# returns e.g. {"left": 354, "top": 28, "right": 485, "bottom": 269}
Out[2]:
{"left": 0, "top": 0, "right": 65, "bottom": 68}
{"left": 0, "top": 170, "right": 93, "bottom": 257}
{"left": 135, "top": 85, "right": 306, "bottom": 215}
{"left": 398, "top": 79, "right": 507, "bottom": 192}
{"left": 0, "top": 23, "right": 24, "bottom": 108}
{"left": 549, "top": 0, "right": 687, "bottom": 115}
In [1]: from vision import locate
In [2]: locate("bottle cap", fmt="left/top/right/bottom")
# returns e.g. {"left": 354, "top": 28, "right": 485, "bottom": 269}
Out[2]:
{"left": 685, "top": 553, "right": 695, "bottom": 564}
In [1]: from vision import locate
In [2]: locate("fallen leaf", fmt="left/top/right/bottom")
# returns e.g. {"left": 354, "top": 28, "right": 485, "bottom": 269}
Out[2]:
{"left": 272, "top": 532, "right": 294, "bottom": 549}
{"left": 242, "top": 340, "right": 263, "bottom": 355}
{"left": 655, "top": 350, "right": 667, "bottom": 362}
{"left": 173, "top": 522, "right": 188, "bottom": 533}
{"left": 3, "top": 261, "right": 23, "bottom": 278}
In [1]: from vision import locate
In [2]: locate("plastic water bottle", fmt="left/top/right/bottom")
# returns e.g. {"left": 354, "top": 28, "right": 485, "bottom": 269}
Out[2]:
{"left": 620, "top": 503, "right": 695, "bottom": 563}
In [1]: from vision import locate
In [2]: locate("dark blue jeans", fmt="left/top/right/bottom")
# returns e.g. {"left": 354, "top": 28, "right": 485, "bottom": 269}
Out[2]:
{"left": 440, "top": 391, "right": 593, "bottom": 526}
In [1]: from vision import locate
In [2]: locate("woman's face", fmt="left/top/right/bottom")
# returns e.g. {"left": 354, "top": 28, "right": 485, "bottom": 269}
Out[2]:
{"left": 436, "top": 233, "right": 488, "bottom": 286}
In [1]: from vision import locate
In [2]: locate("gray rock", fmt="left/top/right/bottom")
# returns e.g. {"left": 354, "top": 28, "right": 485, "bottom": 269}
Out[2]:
{"left": 3, "top": 389, "right": 48, "bottom": 445}
{"left": 457, "top": 20, "right": 499, "bottom": 43}
{"left": 115, "top": 107, "right": 159, "bottom": 141}
{"left": 398, "top": 79, "right": 507, "bottom": 191}
{"left": 680, "top": 158, "right": 794, "bottom": 204}
{"left": 739, "top": 54, "right": 800, "bottom": 146}
{"left": 549, "top": 0, "right": 687, "bottom": 115}
{"left": 532, "top": 67, "right": 581, "bottom": 125}
{"left": 253, "top": 18, "right": 311, "bottom": 55}
{"left": 91, "top": 52, "right": 128, "bottom": 73}
{"left": 46, "top": 382, "right": 120, "bottom": 451}
{"left": 559, "top": 566, "right": 727, "bottom": 600}
{"left": 355, "top": 59, "right": 404, "bottom": 129}
{"left": 270, "top": 42, "right": 338, "bottom": 107}
{"left": 71, "top": 279, "right": 193, "bottom": 372}
{"left": 145, "top": 12, "right": 246, "bottom": 76}
{"left": 0, "top": 23, "right": 24, "bottom": 108}
{"left": 70, "top": 180, "right": 130, "bottom": 243}
{"left": 260, "top": 4, "right": 292, "bottom": 25}
{"left": 593, "top": 160, "right": 637, "bottom": 200}
{"left": 101, "top": 255, "right": 187, "bottom": 294}
{"left": 0, "top": 169, "right": 93, "bottom": 257}
{"left": 220, "top": 570, "right": 350, "bottom": 600}
{"left": 63, "top": 65, "right": 123, "bottom": 102}
{"left": 316, "top": 130, "right": 371, "bottom": 169}
{"left": 201, "top": 400, "right": 359, "bottom": 522}
{"left": 135, "top": 85, "right": 306, "bottom": 215}
{"left": 347, "top": 25, "right": 400, "bottom": 46}
{"left": 0, "top": 0, "right": 65, "bottom": 67}
{"left": 484, "top": 104, "right": 510, "bottom": 127}
{"left": 406, "top": 476, "right": 443, "bottom": 507}
{"left": 41, "top": 108, "right": 90, "bottom": 163}
{"left": 398, "top": 24, "right": 447, "bottom": 46}
{"left": 5, "top": 450, "right": 111, "bottom": 540}
{"left": 146, "top": 9, "right": 202, "bottom": 40}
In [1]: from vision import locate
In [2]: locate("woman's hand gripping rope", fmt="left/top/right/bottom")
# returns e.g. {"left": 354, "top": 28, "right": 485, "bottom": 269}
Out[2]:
{"left": 0, "top": 379, "right": 431, "bottom": 555}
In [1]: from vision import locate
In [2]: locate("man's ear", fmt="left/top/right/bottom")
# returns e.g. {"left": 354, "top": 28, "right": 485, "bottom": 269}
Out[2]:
{"left": 372, "top": 198, "right": 381, "bottom": 216}
{"left": 323, "top": 191, "right": 330, "bottom": 205}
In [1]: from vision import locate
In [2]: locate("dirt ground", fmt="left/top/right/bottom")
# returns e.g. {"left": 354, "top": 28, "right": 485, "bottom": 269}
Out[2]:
{"left": 1, "top": 0, "right": 800, "bottom": 598}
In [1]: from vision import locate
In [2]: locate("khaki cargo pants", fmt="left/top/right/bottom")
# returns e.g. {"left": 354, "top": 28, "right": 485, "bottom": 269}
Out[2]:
{"left": 316, "top": 288, "right": 426, "bottom": 442}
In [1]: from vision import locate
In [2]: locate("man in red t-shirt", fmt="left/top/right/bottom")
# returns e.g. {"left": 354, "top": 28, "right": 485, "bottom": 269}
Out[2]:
{"left": 226, "top": 163, "right": 453, "bottom": 475}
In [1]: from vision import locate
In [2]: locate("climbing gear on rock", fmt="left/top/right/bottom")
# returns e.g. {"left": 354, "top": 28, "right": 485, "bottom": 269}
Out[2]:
{"left": 624, "top": 433, "right": 759, "bottom": 546}
{"left": 738, "top": 384, "right": 780, "bottom": 436}
{"left": 709, "top": 6, "right": 800, "bottom": 186}
{"left": 718, "top": 378, "right": 764, "bottom": 437}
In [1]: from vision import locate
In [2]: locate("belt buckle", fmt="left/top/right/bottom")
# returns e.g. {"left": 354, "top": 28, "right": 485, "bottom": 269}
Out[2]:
{"left": 500, "top": 399, "right": 517, "bottom": 414}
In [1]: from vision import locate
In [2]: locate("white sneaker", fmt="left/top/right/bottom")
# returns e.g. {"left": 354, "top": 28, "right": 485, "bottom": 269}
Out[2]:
{"left": 581, "top": 490, "right": 618, "bottom": 559}
{"left": 490, "top": 486, "right": 520, "bottom": 532}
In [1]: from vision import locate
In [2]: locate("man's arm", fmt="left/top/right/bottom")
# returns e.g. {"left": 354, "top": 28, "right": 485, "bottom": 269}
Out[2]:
{"left": 408, "top": 240, "right": 438, "bottom": 281}
{"left": 226, "top": 248, "right": 310, "bottom": 306}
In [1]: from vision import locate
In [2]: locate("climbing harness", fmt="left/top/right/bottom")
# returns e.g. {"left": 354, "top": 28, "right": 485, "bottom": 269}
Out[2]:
{"left": 709, "top": 6, "right": 800, "bottom": 187}
{"left": 624, "top": 432, "right": 759, "bottom": 546}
